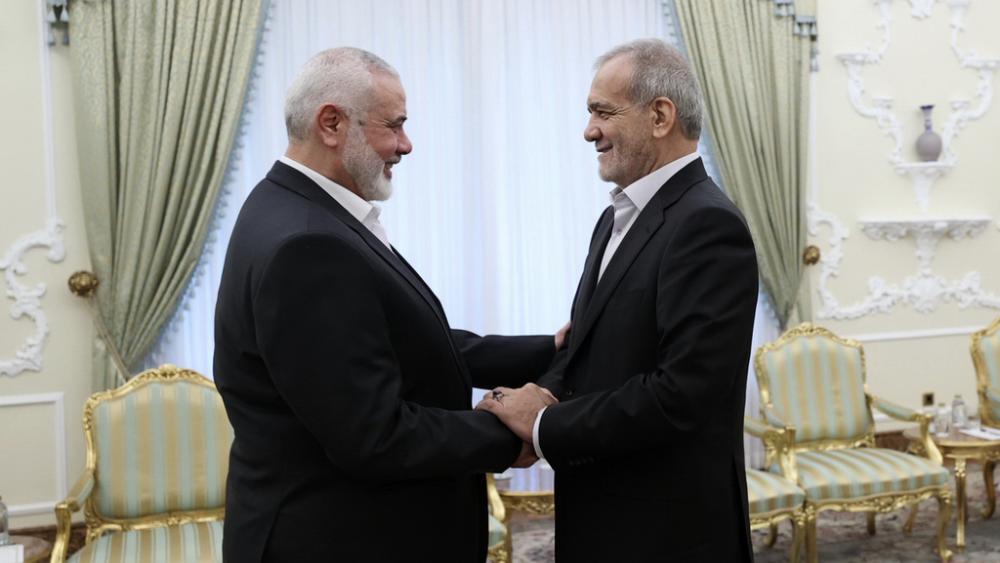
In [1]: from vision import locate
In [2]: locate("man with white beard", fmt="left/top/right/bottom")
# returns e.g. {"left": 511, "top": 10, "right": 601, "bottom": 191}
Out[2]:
{"left": 214, "top": 47, "right": 561, "bottom": 562}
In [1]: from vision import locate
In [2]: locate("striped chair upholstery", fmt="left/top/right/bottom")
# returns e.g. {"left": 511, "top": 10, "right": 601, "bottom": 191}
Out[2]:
{"left": 757, "top": 330, "right": 872, "bottom": 445}
{"left": 90, "top": 376, "right": 231, "bottom": 519}
{"left": 755, "top": 325, "right": 953, "bottom": 563}
{"left": 795, "top": 449, "right": 949, "bottom": 502}
{"left": 972, "top": 317, "right": 1000, "bottom": 426}
{"left": 488, "top": 514, "right": 506, "bottom": 550}
{"left": 51, "top": 366, "right": 231, "bottom": 563}
{"left": 747, "top": 468, "right": 805, "bottom": 516}
{"left": 68, "top": 521, "right": 222, "bottom": 563}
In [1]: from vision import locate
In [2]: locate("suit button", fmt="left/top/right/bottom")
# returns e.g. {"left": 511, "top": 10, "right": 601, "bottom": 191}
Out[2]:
{"left": 565, "top": 388, "right": 575, "bottom": 398}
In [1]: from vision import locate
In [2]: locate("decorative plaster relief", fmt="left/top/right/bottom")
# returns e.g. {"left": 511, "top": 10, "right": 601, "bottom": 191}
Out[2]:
{"left": 0, "top": 220, "right": 65, "bottom": 376}
{"left": 836, "top": 0, "right": 998, "bottom": 211}
{"left": 812, "top": 214, "right": 1000, "bottom": 319}
{"left": 0, "top": 4, "right": 67, "bottom": 376}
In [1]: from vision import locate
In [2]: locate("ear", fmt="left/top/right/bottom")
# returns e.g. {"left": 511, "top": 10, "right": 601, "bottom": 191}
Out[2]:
{"left": 316, "top": 103, "right": 348, "bottom": 148}
{"left": 650, "top": 97, "right": 677, "bottom": 139}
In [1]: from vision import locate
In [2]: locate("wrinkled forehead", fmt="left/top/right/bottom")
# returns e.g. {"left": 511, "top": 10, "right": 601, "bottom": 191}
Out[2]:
{"left": 368, "top": 72, "right": 407, "bottom": 118}
{"left": 589, "top": 54, "right": 634, "bottom": 105}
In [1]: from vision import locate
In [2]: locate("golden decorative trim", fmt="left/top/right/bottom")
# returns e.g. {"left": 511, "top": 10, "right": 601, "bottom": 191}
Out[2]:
{"left": 51, "top": 365, "right": 223, "bottom": 562}
{"left": 497, "top": 491, "right": 555, "bottom": 516}
{"left": 971, "top": 316, "right": 1000, "bottom": 428}
{"left": 487, "top": 543, "right": 510, "bottom": 563}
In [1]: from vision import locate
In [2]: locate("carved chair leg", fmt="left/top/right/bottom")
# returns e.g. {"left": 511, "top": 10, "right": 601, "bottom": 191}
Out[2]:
{"left": 903, "top": 504, "right": 919, "bottom": 535}
{"left": 766, "top": 522, "right": 779, "bottom": 548}
{"left": 805, "top": 506, "right": 818, "bottom": 563}
{"left": 983, "top": 460, "right": 996, "bottom": 519}
{"left": 790, "top": 510, "right": 806, "bottom": 563}
{"left": 866, "top": 512, "right": 876, "bottom": 536}
{"left": 936, "top": 492, "right": 954, "bottom": 562}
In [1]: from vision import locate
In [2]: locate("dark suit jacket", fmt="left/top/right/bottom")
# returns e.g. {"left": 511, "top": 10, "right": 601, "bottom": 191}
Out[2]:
{"left": 214, "top": 161, "right": 555, "bottom": 562}
{"left": 538, "top": 158, "right": 758, "bottom": 562}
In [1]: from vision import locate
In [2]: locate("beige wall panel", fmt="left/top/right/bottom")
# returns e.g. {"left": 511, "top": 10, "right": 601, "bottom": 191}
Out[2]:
{"left": 0, "top": 1, "right": 93, "bottom": 529}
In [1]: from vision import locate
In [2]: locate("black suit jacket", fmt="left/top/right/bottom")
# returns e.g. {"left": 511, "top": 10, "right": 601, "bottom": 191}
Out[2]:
{"left": 214, "top": 161, "right": 554, "bottom": 562}
{"left": 538, "top": 158, "right": 758, "bottom": 562}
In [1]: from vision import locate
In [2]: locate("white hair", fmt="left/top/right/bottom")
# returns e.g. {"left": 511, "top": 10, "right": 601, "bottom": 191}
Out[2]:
{"left": 595, "top": 39, "right": 703, "bottom": 140}
{"left": 283, "top": 47, "right": 398, "bottom": 142}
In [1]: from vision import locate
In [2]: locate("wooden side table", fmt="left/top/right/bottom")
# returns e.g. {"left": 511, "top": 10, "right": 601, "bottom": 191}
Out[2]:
{"left": 903, "top": 426, "right": 1000, "bottom": 551}
{"left": 6, "top": 535, "right": 53, "bottom": 563}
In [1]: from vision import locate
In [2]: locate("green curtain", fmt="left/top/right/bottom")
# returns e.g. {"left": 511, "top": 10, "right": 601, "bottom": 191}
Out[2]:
{"left": 674, "top": 0, "right": 812, "bottom": 327}
{"left": 71, "top": 0, "right": 266, "bottom": 390}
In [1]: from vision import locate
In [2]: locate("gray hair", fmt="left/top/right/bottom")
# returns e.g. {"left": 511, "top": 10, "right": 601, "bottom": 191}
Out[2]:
{"left": 284, "top": 47, "right": 399, "bottom": 142}
{"left": 595, "top": 39, "right": 703, "bottom": 140}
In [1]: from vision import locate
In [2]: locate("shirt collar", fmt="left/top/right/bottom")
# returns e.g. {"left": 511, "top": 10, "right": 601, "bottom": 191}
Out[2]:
{"left": 609, "top": 151, "right": 702, "bottom": 211}
{"left": 278, "top": 155, "right": 378, "bottom": 225}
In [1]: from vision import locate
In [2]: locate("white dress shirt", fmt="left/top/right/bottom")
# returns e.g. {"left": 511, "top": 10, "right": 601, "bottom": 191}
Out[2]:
{"left": 278, "top": 155, "right": 393, "bottom": 250}
{"left": 532, "top": 151, "right": 701, "bottom": 459}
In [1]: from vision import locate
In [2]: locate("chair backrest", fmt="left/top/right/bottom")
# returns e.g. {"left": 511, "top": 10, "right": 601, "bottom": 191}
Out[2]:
{"left": 83, "top": 365, "right": 233, "bottom": 520}
{"left": 971, "top": 317, "right": 1000, "bottom": 426}
{"left": 755, "top": 323, "right": 874, "bottom": 447}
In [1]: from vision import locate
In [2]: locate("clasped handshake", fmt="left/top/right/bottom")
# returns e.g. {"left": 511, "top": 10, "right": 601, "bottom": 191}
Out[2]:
{"left": 475, "top": 382, "right": 558, "bottom": 469}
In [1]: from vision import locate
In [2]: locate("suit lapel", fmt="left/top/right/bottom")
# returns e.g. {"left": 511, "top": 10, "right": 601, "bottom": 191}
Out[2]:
{"left": 571, "top": 207, "right": 614, "bottom": 327}
{"left": 568, "top": 158, "right": 710, "bottom": 357}
{"left": 266, "top": 162, "right": 470, "bottom": 390}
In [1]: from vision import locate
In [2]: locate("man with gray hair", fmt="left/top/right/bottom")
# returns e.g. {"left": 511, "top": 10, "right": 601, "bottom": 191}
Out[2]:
{"left": 215, "top": 47, "right": 561, "bottom": 562}
{"left": 478, "top": 38, "right": 758, "bottom": 561}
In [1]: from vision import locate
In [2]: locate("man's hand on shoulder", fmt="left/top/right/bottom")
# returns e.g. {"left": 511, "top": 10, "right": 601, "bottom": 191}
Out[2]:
{"left": 476, "top": 383, "right": 558, "bottom": 442}
{"left": 554, "top": 321, "right": 571, "bottom": 350}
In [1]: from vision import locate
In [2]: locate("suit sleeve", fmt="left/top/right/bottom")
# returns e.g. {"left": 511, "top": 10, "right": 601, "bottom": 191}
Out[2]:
{"left": 538, "top": 205, "right": 759, "bottom": 468}
{"left": 451, "top": 330, "right": 555, "bottom": 390}
{"left": 253, "top": 233, "right": 520, "bottom": 483}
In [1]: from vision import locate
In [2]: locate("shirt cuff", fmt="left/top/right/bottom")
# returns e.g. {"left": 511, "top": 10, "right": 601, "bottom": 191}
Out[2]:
{"left": 532, "top": 406, "right": 547, "bottom": 460}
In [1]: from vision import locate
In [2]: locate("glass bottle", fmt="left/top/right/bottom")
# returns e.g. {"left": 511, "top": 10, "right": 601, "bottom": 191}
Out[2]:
{"left": 0, "top": 494, "right": 10, "bottom": 546}
{"left": 935, "top": 403, "right": 950, "bottom": 436}
{"left": 951, "top": 394, "right": 968, "bottom": 429}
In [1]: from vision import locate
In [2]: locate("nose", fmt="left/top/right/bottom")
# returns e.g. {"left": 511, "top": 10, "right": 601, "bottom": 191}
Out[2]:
{"left": 584, "top": 121, "right": 601, "bottom": 143}
{"left": 397, "top": 130, "right": 413, "bottom": 156}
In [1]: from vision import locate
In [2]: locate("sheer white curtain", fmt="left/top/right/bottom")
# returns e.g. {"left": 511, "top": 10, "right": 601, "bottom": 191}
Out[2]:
{"left": 148, "top": 0, "right": 771, "bottom": 476}
{"left": 150, "top": 0, "right": 671, "bottom": 370}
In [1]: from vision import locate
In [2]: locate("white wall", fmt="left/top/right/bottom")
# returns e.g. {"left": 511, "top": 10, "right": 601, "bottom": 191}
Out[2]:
{"left": 0, "top": 1, "right": 92, "bottom": 529}
{"left": 809, "top": 0, "right": 1000, "bottom": 410}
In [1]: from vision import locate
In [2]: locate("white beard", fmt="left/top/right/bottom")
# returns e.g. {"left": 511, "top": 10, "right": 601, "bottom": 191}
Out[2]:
{"left": 343, "top": 124, "right": 393, "bottom": 201}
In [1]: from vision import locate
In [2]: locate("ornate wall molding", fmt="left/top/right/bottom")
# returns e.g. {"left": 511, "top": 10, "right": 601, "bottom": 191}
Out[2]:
{"left": 836, "top": 0, "right": 998, "bottom": 211}
{"left": 811, "top": 212, "right": 1000, "bottom": 319}
{"left": 0, "top": 392, "right": 67, "bottom": 516}
{"left": 0, "top": 2, "right": 66, "bottom": 376}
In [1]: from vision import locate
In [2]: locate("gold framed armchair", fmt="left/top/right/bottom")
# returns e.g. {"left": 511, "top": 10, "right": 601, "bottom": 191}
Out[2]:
{"left": 971, "top": 317, "right": 1000, "bottom": 429}
{"left": 755, "top": 324, "right": 952, "bottom": 562}
{"left": 51, "top": 365, "right": 232, "bottom": 563}
{"left": 971, "top": 316, "right": 1000, "bottom": 512}
{"left": 744, "top": 417, "right": 806, "bottom": 562}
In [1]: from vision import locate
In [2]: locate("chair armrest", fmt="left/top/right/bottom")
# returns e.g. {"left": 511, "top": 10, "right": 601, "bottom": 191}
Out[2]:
{"left": 744, "top": 416, "right": 798, "bottom": 484}
{"left": 870, "top": 394, "right": 923, "bottom": 422}
{"left": 869, "top": 394, "right": 943, "bottom": 465}
{"left": 762, "top": 406, "right": 790, "bottom": 429}
{"left": 986, "top": 385, "right": 1000, "bottom": 405}
{"left": 51, "top": 470, "right": 95, "bottom": 562}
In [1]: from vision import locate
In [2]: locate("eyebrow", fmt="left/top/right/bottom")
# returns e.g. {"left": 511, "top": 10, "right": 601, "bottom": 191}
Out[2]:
{"left": 587, "top": 101, "right": 617, "bottom": 113}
